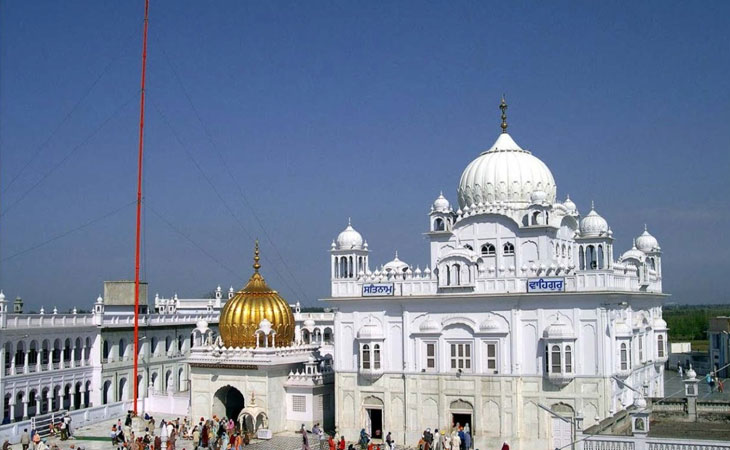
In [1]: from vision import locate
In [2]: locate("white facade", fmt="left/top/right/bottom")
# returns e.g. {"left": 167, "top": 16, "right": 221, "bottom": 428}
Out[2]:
{"left": 327, "top": 118, "right": 668, "bottom": 449}
{"left": 0, "top": 281, "right": 223, "bottom": 424}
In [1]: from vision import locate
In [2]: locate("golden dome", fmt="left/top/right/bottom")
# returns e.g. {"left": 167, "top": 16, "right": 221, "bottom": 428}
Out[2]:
{"left": 219, "top": 241, "right": 295, "bottom": 348}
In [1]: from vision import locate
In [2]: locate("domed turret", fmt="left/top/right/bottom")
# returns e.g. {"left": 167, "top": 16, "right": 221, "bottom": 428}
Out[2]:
{"left": 336, "top": 219, "right": 364, "bottom": 250}
{"left": 563, "top": 195, "right": 577, "bottom": 214}
{"left": 383, "top": 251, "right": 409, "bottom": 274}
{"left": 636, "top": 225, "right": 659, "bottom": 253}
{"left": 432, "top": 192, "right": 450, "bottom": 212}
{"left": 218, "top": 242, "right": 295, "bottom": 348}
{"left": 457, "top": 99, "right": 556, "bottom": 209}
{"left": 621, "top": 240, "right": 646, "bottom": 262}
{"left": 579, "top": 202, "right": 609, "bottom": 237}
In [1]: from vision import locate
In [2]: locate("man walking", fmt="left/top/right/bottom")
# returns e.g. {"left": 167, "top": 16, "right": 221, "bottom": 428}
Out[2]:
{"left": 20, "top": 429, "right": 30, "bottom": 450}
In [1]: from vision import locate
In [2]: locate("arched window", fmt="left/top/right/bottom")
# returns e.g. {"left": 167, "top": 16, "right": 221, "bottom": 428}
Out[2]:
{"left": 565, "top": 345, "right": 572, "bottom": 372}
{"left": 102, "top": 340, "right": 109, "bottom": 361}
{"left": 177, "top": 335, "right": 184, "bottom": 354}
{"left": 373, "top": 344, "right": 381, "bottom": 370}
{"left": 452, "top": 264, "right": 461, "bottom": 285}
{"left": 41, "top": 340, "right": 49, "bottom": 365}
{"left": 551, "top": 345, "right": 561, "bottom": 373}
{"left": 118, "top": 339, "right": 126, "bottom": 359}
{"left": 349, "top": 256, "right": 354, "bottom": 278}
{"left": 165, "top": 337, "right": 172, "bottom": 354}
{"left": 481, "top": 243, "right": 496, "bottom": 256}
{"left": 503, "top": 242, "right": 515, "bottom": 255}
{"left": 555, "top": 243, "right": 560, "bottom": 256}
{"left": 445, "top": 266, "right": 451, "bottom": 286}
{"left": 579, "top": 247, "right": 585, "bottom": 270}
{"left": 463, "top": 244, "right": 473, "bottom": 251}
{"left": 151, "top": 337, "right": 158, "bottom": 356}
{"left": 620, "top": 343, "right": 628, "bottom": 371}
{"left": 587, "top": 245, "right": 597, "bottom": 269}
{"left": 434, "top": 218, "right": 444, "bottom": 231}
{"left": 532, "top": 211, "right": 540, "bottom": 225}
{"left": 650, "top": 258, "right": 656, "bottom": 271}
{"left": 63, "top": 339, "right": 72, "bottom": 362}
{"left": 561, "top": 244, "right": 566, "bottom": 257}
{"left": 362, "top": 345, "right": 371, "bottom": 370}
{"left": 598, "top": 245, "right": 605, "bottom": 269}
{"left": 657, "top": 335, "right": 665, "bottom": 358}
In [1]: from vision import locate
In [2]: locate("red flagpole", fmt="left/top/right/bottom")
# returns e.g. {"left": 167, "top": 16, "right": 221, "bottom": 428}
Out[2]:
{"left": 133, "top": 0, "right": 150, "bottom": 416}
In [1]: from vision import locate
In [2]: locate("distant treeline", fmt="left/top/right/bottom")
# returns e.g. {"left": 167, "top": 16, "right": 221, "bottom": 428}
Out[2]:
{"left": 665, "top": 304, "right": 730, "bottom": 341}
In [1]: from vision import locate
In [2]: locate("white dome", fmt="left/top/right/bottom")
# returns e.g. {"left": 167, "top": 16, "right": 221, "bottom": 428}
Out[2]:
{"left": 336, "top": 219, "right": 364, "bottom": 250}
{"left": 579, "top": 205, "right": 609, "bottom": 237}
{"left": 479, "top": 314, "right": 503, "bottom": 332}
{"left": 563, "top": 195, "right": 577, "bottom": 214}
{"left": 543, "top": 317, "right": 575, "bottom": 339}
{"left": 303, "top": 318, "right": 316, "bottom": 328}
{"left": 457, "top": 133, "right": 557, "bottom": 209}
{"left": 195, "top": 320, "right": 209, "bottom": 333}
{"left": 383, "top": 251, "right": 409, "bottom": 274}
{"left": 432, "top": 192, "right": 450, "bottom": 212}
{"left": 621, "top": 241, "right": 646, "bottom": 262}
{"left": 653, "top": 317, "right": 668, "bottom": 330}
{"left": 530, "top": 190, "right": 548, "bottom": 204}
{"left": 357, "top": 317, "right": 384, "bottom": 339}
{"left": 636, "top": 226, "right": 659, "bottom": 253}
{"left": 419, "top": 318, "right": 442, "bottom": 333}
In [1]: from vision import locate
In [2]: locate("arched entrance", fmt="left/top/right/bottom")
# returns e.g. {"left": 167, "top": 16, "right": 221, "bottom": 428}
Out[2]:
{"left": 449, "top": 399, "right": 474, "bottom": 434}
{"left": 362, "top": 396, "right": 384, "bottom": 441}
{"left": 213, "top": 386, "right": 245, "bottom": 420}
{"left": 551, "top": 403, "right": 575, "bottom": 450}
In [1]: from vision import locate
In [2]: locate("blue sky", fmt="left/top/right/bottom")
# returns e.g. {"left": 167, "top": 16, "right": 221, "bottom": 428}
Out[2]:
{"left": 0, "top": 1, "right": 728, "bottom": 310}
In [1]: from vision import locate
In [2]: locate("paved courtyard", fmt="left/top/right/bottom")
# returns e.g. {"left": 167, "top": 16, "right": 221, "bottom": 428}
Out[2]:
{"left": 25, "top": 370, "right": 729, "bottom": 450}
{"left": 43, "top": 414, "right": 327, "bottom": 450}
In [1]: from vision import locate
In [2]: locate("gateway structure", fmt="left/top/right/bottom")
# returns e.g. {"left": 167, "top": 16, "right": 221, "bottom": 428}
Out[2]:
{"left": 189, "top": 243, "right": 334, "bottom": 434}
{"left": 326, "top": 100, "right": 668, "bottom": 450}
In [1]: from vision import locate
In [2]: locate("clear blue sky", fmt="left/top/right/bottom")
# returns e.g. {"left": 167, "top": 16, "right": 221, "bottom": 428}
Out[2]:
{"left": 1, "top": 1, "right": 728, "bottom": 310}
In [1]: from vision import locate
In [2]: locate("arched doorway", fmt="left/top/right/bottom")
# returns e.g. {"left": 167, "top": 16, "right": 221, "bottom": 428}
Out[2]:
{"left": 450, "top": 399, "right": 474, "bottom": 435}
{"left": 362, "top": 396, "right": 384, "bottom": 441}
{"left": 551, "top": 403, "right": 575, "bottom": 450}
{"left": 213, "top": 386, "right": 245, "bottom": 421}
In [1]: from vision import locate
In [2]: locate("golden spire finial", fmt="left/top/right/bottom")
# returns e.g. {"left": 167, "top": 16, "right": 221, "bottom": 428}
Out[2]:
{"left": 253, "top": 240, "right": 261, "bottom": 272}
{"left": 500, "top": 95, "right": 508, "bottom": 133}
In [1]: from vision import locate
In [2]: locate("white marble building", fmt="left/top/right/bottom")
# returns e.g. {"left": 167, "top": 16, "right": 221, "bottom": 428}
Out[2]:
{"left": 0, "top": 281, "right": 222, "bottom": 424}
{"left": 326, "top": 101, "right": 668, "bottom": 450}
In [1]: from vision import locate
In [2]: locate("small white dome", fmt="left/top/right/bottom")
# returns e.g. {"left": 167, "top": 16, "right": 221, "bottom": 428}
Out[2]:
{"left": 357, "top": 318, "right": 384, "bottom": 339}
{"left": 479, "top": 314, "right": 503, "bottom": 332}
{"left": 563, "top": 195, "right": 577, "bottom": 214}
{"left": 458, "top": 133, "right": 557, "bottom": 209}
{"left": 636, "top": 226, "right": 659, "bottom": 253}
{"left": 383, "top": 251, "right": 409, "bottom": 274}
{"left": 336, "top": 219, "right": 364, "bottom": 250}
{"left": 419, "top": 318, "right": 442, "bottom": 333}
{"left": 621, "top": 240, "right": 646, "bottom": 262}
{"left": 543, "top": 317, "right": 575, "bottom": 339}
{"left": 432, "top": 192, "right": 450, "bottom": 212}
{"left": 303, "top": 318, "right": 316, "bottom": 328}
{"left": 686, "top": 365, "right": 697, "bottom": 379}
{"left": 580, "top": 204, "right": 609, "bottom": 237}
{"left": 653, "top": 317, "right": 667, "bottom": 330}
{"left": 530, "top": 190, "right": 548, "bottom": 204}
{"left": 196, "top": 320, "right": 209, "bottom": 333}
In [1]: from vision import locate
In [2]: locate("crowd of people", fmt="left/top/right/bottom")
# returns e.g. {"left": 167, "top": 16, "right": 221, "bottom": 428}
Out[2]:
{"left": 299, "top": 422, "right": 510, "bottom": 450}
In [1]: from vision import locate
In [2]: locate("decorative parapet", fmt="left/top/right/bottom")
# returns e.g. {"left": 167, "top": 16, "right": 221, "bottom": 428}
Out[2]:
{"left": 188, "top": 343, "right": 322, "bottom": 367}
{"left": 3, "top": 313, "right": 96, "bottom": 329}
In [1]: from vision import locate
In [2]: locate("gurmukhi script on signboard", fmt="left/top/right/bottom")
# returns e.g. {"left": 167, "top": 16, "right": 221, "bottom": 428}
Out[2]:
{"left": 527, "top": 277, "right": 565, "bottom": 293}
{"left": 362, "top": 283, "right": 395, "bottom": 297}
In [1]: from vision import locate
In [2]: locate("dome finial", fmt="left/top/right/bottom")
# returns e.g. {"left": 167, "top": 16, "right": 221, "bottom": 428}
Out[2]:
{"left": 591, "top": 200, "right": 595, "bottom": 210}
{"left": 644, "top": 223, "right": 648, "bottom": 232}
{"left": 253, "top": 239, "right": 261, "bottom": 272}
{"left": 348, "top": 217, "right": 351, "bottom": 226}
{"left": 499, "top": 95, "right": 508, "bottom": 133}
